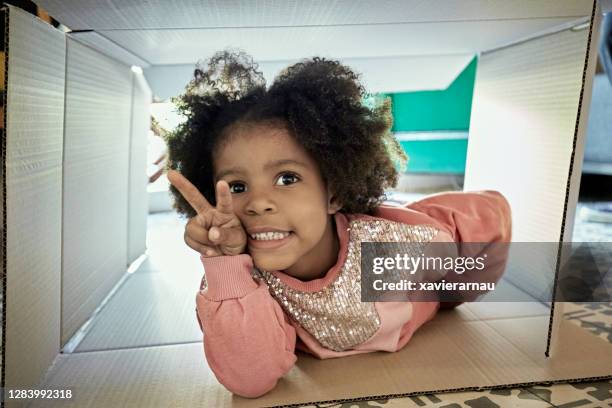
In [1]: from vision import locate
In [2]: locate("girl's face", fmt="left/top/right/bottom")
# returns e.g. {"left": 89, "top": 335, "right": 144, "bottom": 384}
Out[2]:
{"left": 213, "top": 122, "right": 341, "bottom": 280}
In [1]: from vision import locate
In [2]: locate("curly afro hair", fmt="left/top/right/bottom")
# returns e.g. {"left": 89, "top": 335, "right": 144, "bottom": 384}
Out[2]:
{"left": 165, "top": 49, "right": 406, "bottom": 218}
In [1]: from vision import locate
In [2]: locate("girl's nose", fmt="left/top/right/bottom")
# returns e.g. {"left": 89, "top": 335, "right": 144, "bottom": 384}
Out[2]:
{"left": 244, "top": 191, "right": 277, "bottom": 215}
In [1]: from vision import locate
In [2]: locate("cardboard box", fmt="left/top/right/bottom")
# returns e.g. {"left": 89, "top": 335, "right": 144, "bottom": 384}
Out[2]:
{"left": 2, "top": 1, "right": 610, "bottom": 407}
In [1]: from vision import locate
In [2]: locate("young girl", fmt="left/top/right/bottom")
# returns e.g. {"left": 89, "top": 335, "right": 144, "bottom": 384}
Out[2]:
{"left": 165, "top": 50, "right": 512, "bottom": 398}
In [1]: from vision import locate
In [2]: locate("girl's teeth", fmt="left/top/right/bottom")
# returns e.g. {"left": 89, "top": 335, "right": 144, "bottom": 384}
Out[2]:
{"left": 251, "top": 232, "right": 290, "bottom": 241}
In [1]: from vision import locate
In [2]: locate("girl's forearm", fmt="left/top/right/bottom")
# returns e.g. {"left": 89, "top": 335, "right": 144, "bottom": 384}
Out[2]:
{"left": 197, "top": 255, "right": 297, "bottom": 398}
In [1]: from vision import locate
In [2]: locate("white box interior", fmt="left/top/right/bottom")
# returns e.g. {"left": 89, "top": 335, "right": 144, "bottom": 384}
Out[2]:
{"left": 127, "top": 73, "right": 151, "bottom": 264}
{"left": 2, "top": 1, "right": 609, "bottom": 406}
{"left": 4, "top": 5, "right": 65, "bottom": 389}
{"left": 61, "top": 37, "right": 133, "bottom": 344}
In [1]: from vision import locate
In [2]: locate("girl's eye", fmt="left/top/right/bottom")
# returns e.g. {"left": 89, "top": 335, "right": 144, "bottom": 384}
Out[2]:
{"left": 228, "top": 182, "right": 247, "bottom": 194}
{"left": 275, "top": 173, "right": 300, "bottom": 186}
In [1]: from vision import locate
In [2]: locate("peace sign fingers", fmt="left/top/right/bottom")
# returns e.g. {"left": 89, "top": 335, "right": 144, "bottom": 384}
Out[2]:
{"left": 167, "top": 169, "right": 213, "bottom": 216}
{"left": 168, "top": 169, "right": 247, "bottom": 257}
{"left": 214, "top": 180, "right": 235, "bottom": 215}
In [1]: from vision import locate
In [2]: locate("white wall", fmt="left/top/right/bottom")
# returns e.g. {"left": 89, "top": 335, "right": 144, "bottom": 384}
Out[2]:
{"left": 4, "top": 9, "right": 151, "bottom": 392}
{"left": 4, "top": 6, "right": 151, "bottom": 394}
{"left": 61, "top": 38, "right": 133, "bottom": 344}
{"left": 128, "top": 73, "right": 151, "bottom": 263}
{"left": 465, "top": 27, "right": 590, "bottom": 301}
{"left": 466, "top": 28, "right": 590, "bottom": 241}
{"left": 4, "top": 6, "right": 65, "bottom": 392}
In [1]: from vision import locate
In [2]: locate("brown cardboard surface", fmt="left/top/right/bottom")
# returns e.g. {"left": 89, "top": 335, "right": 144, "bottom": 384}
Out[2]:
{"left": 34, "top": 314, "right": 611, "bottom": 408}
{"left": 488, "top": 314, "right": 612, "bottom": 368}
{"left": 464, "top": 280, "right": 551, "bottom": 320}
{"left": 465, "top": 301, "right": 550, "bottom": 321}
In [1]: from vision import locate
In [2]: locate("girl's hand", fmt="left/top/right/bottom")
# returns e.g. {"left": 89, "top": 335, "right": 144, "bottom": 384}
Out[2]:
{"left": 167, "top": 170, "right": 246, "bottom": 257}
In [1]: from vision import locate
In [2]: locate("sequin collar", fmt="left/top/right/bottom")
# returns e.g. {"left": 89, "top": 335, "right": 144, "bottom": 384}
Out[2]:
{"left": 255, "top": 213, "right": 439, "bottom": 352}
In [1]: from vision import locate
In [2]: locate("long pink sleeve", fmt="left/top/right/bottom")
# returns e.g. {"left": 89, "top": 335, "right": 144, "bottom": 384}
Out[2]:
{"left": 196, "top": 254, "right": 297, "bottom": 398}
{"left": 409, "top": 190, "right": 511, "bottom": 306}
{"left": 376, "top": 190, "right": 512, "bottom": 307}
{"left": 403, "top": 190, "right": 512, "bottom": 243}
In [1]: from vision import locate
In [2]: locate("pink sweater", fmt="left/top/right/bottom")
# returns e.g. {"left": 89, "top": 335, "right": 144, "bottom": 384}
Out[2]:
{"left": 195, "top": 190, "right": 512, "bottom": 398}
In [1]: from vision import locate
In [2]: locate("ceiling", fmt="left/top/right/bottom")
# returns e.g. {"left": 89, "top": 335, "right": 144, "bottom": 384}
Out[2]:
{"left": 91, "top": 17, "right": 583, "bottom": 65}
{"left": 32, "top": 0, "right": 591, "bottom": 31}
{"left": 33, "top": 0, "right": 592, "bottom": 98}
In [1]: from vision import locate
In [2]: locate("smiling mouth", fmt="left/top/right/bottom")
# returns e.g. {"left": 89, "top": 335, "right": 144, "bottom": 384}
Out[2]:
{"left": 247, "top": 231, "right": 294, "bottom": 250}
{"left": 249, "top": 231, "right": 291, "bottom": 241}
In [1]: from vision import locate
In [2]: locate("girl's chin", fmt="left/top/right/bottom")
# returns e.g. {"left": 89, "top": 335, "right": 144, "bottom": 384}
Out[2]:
{"left": 252, "top": 255, "right": 294, "bottom": 272}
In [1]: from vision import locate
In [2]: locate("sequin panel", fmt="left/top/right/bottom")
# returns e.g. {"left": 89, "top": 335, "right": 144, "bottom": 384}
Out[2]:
{"left": 256, "top": 219, "right": 439, "bottom": 352}
{"left": 200, "top": 275, "right": 208, "bottom": 292}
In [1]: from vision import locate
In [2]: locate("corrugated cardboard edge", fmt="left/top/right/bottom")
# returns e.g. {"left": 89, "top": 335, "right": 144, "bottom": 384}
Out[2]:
{"left": 546, "top": 0, "right": 599, "bottom": 357}
{"left": 1, "top": 4, "right": 8, "bottom": 396}
{"left": 264, "top": 377, "right": 612, "bottom": 408}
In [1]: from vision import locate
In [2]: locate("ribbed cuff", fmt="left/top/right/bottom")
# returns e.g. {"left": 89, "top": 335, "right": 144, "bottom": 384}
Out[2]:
{"left": 201, "top": 254, "right": 258, "bottom": 301}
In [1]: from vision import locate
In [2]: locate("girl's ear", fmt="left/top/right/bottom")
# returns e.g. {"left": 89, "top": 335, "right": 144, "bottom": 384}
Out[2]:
{"left": 327, "top": 188, "right": 342, "bottom": 214}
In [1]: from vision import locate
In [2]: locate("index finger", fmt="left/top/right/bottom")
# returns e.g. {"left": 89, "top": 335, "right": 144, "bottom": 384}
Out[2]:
{"left": 167, "top": 169, "right": 213, "bottom": 215}
{"left": 215, "top": 180, "right": 234, "bottom": 215}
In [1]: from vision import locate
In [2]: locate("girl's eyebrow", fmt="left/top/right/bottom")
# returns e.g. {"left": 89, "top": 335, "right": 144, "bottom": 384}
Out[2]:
{"left": 216, "top": 159, "right": 308, "bottom": 180}
{"left": 215, "top": 166, "right": 246, "bottom": 180}
{"left": 264, "top": 159, "right": 308, "bottom": 170}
